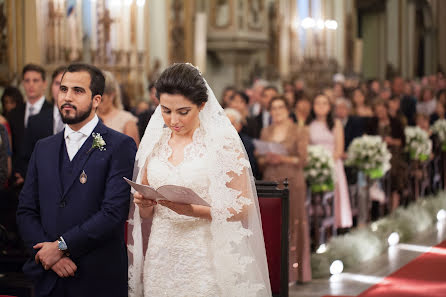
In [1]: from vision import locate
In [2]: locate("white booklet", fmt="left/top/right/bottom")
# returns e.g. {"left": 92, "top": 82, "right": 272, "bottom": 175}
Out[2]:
{"left": 253, "top": 139, "right": 288, "bottom": 155}
{"left": 123, "top": 177, "right": 210, "bottom": 207}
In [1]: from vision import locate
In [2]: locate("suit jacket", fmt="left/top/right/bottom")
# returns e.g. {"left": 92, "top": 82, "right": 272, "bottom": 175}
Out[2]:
{"left": 16, "top": 120, "right": 137, "bottom": 297}
{"left": 17, "top": 105, "right": 55, "bottom": 177}
{"left": 400, "top": 95, "right": 417, "bottom": 126}
{"left": 7, "top": 100, "right": 52, "bottom": 173}
{"left": 344, "top": 116, "right": 366, "bottom": 151}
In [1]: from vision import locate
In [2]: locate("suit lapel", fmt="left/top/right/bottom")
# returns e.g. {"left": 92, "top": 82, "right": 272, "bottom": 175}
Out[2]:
{"left": 52, "top": 132, "right": 65, "bottom": 197}
{"left": 62, "top": 121, "right": 108, "bottom": 197}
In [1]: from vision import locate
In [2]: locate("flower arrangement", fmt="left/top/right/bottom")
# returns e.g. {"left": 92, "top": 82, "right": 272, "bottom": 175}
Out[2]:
{"left": 432, "top": 119, "right": 446, "bottom": 151}
{"left": 304, "top": 145, "right": 335, "bottom": 193}
{"left": 404, "top": 126, "right": 432, "bottom": 161}
{"left": 345, "top": 135, "right": 392, "bottom": 179}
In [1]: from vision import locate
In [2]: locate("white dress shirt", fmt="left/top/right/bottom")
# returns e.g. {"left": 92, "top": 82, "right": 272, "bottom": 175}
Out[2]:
{"left": 262, "top": 110, "right": 271, "bottom": 128}
{"left": 64, "top": 115, "right": 99, "bottom": 161}
{"left": 53, "top": 105, "right": 65, "bottom": 134}
{"left": 24, "top": 96, "right": 46, "bottom": 127}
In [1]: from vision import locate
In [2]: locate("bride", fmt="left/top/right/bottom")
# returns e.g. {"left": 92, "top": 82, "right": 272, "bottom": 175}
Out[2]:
{"left": 127, "top": 63, "right": 271, "bottom": 297}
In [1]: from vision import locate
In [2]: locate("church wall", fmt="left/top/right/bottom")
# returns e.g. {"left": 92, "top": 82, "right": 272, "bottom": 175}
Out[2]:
{"left": 438, "top": 0, "right": 446, "bottom": 73}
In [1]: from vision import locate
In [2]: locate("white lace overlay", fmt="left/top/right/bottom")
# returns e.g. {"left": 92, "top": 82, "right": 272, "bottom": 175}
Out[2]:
{"left": 128, "top": 64, "right": 271, "bottom": 297}
{"left": 143, "top": 126, "right": 220, "bottom": 296}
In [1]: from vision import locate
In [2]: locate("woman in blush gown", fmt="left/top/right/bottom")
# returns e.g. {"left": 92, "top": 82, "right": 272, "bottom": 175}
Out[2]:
{"left": 258, "top": 96, "right": 311, "bottom": 283}
{"left": 127, "top": 63, "right": 271, "bottom": 297}
{"left": 308, "top": 94, "right": 353, "bottom": 229}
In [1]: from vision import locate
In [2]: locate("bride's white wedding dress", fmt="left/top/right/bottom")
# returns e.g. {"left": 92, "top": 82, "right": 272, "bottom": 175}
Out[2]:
{"left": 143, "top": 126, "right": 220, "bottom": 296}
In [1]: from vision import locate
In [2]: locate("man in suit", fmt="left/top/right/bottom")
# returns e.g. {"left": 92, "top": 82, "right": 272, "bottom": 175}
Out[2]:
{"left": 7, "top": 64, "right": 52, "bottom": 185}
{"left": 18, "top": 66, "right": 67, "bottom": 178}
{"left": 246, "top": 85, "right": 278, "bottom": 139}
{"left": 392, "top": 76, "right": 416, "bottom": 126}
{"left": 17, "top": 63, "right": 137, "bottom": 297}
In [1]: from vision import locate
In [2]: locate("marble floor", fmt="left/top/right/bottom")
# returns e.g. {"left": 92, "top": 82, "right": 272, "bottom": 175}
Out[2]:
{"left": 289, "top": 221, "right": 446, "bottom": 297}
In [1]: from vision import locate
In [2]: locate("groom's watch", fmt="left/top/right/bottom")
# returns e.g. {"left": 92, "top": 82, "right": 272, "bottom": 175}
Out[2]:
{"left": 57, "top": 236, "right": 69, "bottom": 255}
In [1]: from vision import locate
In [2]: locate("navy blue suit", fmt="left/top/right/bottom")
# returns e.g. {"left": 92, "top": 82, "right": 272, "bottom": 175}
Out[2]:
{"left": 17, "top": 120, "right": 136, "bottom": 297}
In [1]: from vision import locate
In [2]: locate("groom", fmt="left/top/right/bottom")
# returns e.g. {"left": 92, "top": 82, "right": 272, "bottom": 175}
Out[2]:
{"left": 16, "top": 63, "right": 136, "bottom": 297}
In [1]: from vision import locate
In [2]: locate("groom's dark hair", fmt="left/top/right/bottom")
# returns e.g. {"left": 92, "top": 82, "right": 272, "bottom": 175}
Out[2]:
{"left": 155, "top": 63, "right": 208, "bottom": 106}
{"left": 62, "top": 63, "right": 105, "bottom": 98}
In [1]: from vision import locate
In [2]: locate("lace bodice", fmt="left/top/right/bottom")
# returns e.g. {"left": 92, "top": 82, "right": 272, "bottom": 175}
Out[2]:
{"left": 147, "top": 126, "right": 210, "bottom": 219}
{"left": 143, "top": 125, "right": 220, "bottom": 297}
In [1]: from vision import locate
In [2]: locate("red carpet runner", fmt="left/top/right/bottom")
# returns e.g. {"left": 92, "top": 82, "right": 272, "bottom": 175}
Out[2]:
{"left": 323, "top": 240, "right": 446, "bottom": 297}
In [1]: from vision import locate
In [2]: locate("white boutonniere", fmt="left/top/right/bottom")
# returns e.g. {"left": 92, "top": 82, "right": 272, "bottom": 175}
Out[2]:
{"left": 88, "top": 132, "right": 106, "bottom": 153}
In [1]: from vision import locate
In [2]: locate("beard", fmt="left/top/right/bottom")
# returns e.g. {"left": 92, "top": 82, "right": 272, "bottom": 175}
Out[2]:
{"left": 59, "top": 101, "right": 93, "bottom": 125}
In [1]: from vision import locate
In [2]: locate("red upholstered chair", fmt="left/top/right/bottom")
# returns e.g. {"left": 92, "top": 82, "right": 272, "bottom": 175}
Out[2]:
{"left": 256, "top": 180, "right": 289, "bottom": 297}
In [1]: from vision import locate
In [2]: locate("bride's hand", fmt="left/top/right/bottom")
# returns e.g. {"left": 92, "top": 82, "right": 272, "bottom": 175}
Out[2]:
{"left": 133, "top": 191, "right": 157, "bottom": 208}
{"left": 157, "top": 200, "right": 193, "bottom": 216}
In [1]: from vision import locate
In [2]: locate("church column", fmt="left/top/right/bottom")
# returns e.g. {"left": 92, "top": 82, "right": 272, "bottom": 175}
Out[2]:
{"left": 386, "top": 0, "right": 401, "bottom": 75}
{"left": 404, "top": 0, "right": 416, "bottom": 78}
{"left": 278, "top": 0, "right": 291, "bottom": 78}
{"left": 149, "top": 0, "right": 168, "bottom": 70}
{"left": 24, "top": 0, "right": 41, "bottom": 64}
{"left": 438, "top": 0, "right": 446, "bottom": 72}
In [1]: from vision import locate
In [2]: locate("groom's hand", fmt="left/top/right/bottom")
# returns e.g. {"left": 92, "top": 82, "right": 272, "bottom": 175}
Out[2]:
{"left": 33, "top": 241, "right": 64, "bottom": 270}
{"left": 52, "top": 256, "right": 77, "bottom": 278}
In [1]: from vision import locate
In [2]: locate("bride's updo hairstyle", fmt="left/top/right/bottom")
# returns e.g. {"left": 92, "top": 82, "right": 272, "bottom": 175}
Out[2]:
{"left": 154, "top": 63, "right": 208, "bottom": 106}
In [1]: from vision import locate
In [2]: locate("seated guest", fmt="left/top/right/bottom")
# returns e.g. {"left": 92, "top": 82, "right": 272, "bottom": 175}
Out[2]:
{"left": 309, "top": 94, "right": 353, "bottom": 230}
{"left": 417, "top": 87, "right": 437, "bottom": 117}
{"left": 257, "top": 96, "right": 311, "bottom": 283}
{"left": 98, "top": 71, "right": 140, "bottom": 146}
{"left": 388, "top": 95, "right": 408, "bottom": 127}
{"left": 293, "top": 95, "right": 312, "bottom": 127}
{"left": 430, "top": 101, "right": 445, "bottom": 125}
{"left": 224, "top": 108, "right": 259, "bottom": 179}
{"left": 367, "top": 99, "right": 407, "bottom": 211}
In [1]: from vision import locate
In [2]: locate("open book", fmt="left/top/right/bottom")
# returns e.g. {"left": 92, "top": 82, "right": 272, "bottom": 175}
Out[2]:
{"left": 124, "top": 177, "right": 210, "bottom": 207}
{"left": 253, "top": 139, "right": 288, "bottom": 155}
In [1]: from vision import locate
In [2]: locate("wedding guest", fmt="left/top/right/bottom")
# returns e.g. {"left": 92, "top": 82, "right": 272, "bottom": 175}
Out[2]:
{"left": 225, "top": 108, "right": 260, "bottom": 179}
{"left": 98, "top": 70, "right": 140, "bottom": 146}
{"left": 334, "top": 98, "right": 365, "bottom": 151}
{"left": 309, "top": 94, "right": 353, "bottom": 229}
{"left": 294, "top": 95, "right": 312, "bottom": 126}
{"left": 351, "top": 88, "right": 374, "bottom": 117}
{"left": 228, "top": 90, "right": 259, "bottom": 137}
{"left": 379, "top": 87, "right": 392, "bottom": 101}
{"left": 258, "top": 95, "right": 311, "bottom": 283}
{"left": 138, "top": 83, "right": 159, "bottom": 137}
{"left": 367, "top": 99, "right": 407, "bottom": 211}
{"left": 248, "top": 79, "right": 268, "bottom": 117}
{"left": 430, "top": 101, "right": 445, "bottom": 125}
{"left": 0, "top": 124, "right": 10, "bottom": 186}
{"left": 388, "top": 95, "right": 408, "bottom": 127}
{"left": 393, "top": 76, "right": 416, "bottom": 125}
{"left": 416, "top": 113, "right": 431, "bottom": 135}
{"left": 1, "top": 86, "right": 24, "bottom": 118}
{"left": 220, "top": 85, "right": 236, "bottom": 108}
{"left": 8, "top": 64, "right": 52, "bottom": 186}
{"left": 250, "top": 85, "right": 278, "bottom": 138}
{"left": 417, "top": 87, "right": 437, "bottom": 117}
{"left": 18, "top": 66, "right": 67, "bottom": 179}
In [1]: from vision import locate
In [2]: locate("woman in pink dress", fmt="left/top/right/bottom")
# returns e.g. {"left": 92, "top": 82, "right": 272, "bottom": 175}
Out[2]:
{"left": 309, "top": 94, "right": 352, "bottom": 229}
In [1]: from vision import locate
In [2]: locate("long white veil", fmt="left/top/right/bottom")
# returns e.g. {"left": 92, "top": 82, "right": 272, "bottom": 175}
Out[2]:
{"left": 127, "top": 64, "right": 271, "bottom": 297}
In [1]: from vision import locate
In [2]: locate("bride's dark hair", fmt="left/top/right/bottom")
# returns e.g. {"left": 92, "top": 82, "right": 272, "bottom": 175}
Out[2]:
{"left": 155, "top": 63, "right": 208, "bottom": 106}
